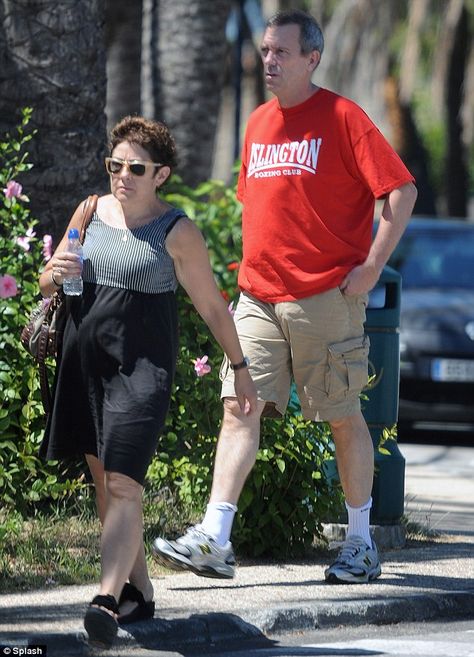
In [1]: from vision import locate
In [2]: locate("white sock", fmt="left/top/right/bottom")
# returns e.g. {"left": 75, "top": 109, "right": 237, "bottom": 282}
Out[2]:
{"left": 200, "top": 502, "right": 237, "bottom": 547}
{"left": 345, "top": 497, "right": 373, "bottom": 548}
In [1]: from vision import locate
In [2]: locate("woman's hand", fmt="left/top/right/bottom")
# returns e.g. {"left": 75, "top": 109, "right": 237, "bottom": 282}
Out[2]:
{"left": 50, "top": 252, "right": 82, "bottom": 286}
{"left": 39, "top": 199, "right": 86, "bottom": 297}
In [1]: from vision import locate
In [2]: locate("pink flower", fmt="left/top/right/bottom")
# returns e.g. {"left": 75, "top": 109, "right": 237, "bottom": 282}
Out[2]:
{"left": 193, "top": 355, "right": 211, "bottom": 377}
{"left": 16, "top": 227, "right": 36, "bottom": 252}
{"left": 16, "top": 237, "right": 30, "bottom": 251}
{"left": 3, "top": 180, "right": 22, "bottom": 199}
{"left": 228, "top": 301, "right": 235, "bottom": 316}
{"left": 42, "top": 234, "right": 53, "bottom": 261}
{"left": 0, "top": 274, "right": 18, "bottom": 298}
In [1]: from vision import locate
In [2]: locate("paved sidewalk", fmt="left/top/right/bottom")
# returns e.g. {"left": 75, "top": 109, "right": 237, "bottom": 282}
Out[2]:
{"left": 1, "top": 444, "right": 473, "bottom": 655}
{"left": 403, "top": 443, "right": 474, "bottom": 535}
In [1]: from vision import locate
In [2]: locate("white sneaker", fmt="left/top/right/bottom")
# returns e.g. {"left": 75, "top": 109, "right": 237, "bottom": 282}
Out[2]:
{"left": 152, "top": 525, "right": 235, "bottom": 579}
{"left": 324, "top": 535, "right": 381, "bottom": 584}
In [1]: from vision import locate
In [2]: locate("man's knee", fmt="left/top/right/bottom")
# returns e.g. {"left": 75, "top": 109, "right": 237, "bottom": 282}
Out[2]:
{"left": 329, "top": 415, "right": 353, "bottom": 432}
{"left": 222, "top": 396, "right": 264, "bottom": 427}
{"left": 329, "top": 411, "right": 369, "bottom": 439}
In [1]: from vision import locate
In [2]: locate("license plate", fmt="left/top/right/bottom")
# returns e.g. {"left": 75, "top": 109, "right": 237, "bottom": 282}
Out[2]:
{"left": 431, "top": 358, "right": 474, "bottom": 382}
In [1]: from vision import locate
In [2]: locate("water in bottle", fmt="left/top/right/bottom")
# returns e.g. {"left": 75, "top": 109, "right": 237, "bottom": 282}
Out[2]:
{"left": 63, "top": 228, "right": 83, "bottom": 296}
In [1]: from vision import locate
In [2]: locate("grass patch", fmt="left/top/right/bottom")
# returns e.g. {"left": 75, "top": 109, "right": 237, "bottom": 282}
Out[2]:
{"left": 0, "top": 488, "right": 200, "bottom": 593}
{"left": 401, "top": 509, "right": 442, "bottom": 543}
{"left": 0, "top": 512, "right": 101, "bottom": 592}
{"left": 403, "top": 518, "right": 442, "bottom": 542}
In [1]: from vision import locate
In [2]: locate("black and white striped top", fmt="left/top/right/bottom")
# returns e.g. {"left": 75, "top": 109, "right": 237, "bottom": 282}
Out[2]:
{"left": 82, "top": 208, "right": 185, "bottom": 294}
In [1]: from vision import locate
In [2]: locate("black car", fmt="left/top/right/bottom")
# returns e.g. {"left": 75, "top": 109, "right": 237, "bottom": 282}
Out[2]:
{"left": 372, "top": 217, "right": 474, "bottom": 430}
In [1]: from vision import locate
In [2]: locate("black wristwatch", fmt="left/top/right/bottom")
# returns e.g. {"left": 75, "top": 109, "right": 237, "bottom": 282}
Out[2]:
{"left": 230, "top": 356, "right": 250, "bottom": 371}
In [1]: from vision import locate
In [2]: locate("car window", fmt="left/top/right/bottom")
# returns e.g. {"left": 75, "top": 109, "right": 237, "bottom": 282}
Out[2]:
{"left": 388, "top": 229, "right": 474, "bottom": 289}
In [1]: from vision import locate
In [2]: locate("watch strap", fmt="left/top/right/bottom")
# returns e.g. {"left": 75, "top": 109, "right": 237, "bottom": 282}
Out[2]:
{"left": 230, "top": 356, "right": 250, "bottom": 371}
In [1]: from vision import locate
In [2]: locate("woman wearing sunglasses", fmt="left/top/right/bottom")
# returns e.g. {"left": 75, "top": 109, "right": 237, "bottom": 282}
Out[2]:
{"left": 39, "top": 115, "right": 257, "bottom": 648}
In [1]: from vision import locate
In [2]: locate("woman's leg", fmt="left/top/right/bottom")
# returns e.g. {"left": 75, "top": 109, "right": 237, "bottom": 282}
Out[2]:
{"left": 85, "top": 455, "right": 153, "bottom": 606}
{"left": 83, "top": 464, "right": 148, "bottom": 646}
{"left": 85, "top": 454, "right": 106, "bottom": 523}
{"left": 99, "top": 471, "right": 144, "bottom": 601}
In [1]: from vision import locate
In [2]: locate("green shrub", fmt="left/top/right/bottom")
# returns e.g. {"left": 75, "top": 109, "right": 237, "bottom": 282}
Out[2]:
{"left": 0, "top": 109, "right": 84, "bottom": 514}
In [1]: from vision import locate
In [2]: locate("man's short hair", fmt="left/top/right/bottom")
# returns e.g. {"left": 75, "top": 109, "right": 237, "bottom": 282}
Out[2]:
{"left": 266, "top": 9, "right": 324, "bottom": 57}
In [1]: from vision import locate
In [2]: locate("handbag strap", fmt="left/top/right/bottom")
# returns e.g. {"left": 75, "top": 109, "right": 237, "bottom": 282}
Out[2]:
{"left": 60, "top": 194, "right": 98, "bottom": 246}
{"left": 36, "top": 319, "right": 51, "bottom": 365}
{"left": 79, "top": 194, "right": 98, "bottom": 243}
{"left": 36, "top": 322, "right": 52, "bottom": 413}
{"left": 39, "top": 359, "right": 52, "bottom": 414}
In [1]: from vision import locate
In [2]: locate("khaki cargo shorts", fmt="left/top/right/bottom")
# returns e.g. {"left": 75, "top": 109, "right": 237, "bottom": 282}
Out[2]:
{"left": 220, "top": 288, "right": 370, "bottom": 422}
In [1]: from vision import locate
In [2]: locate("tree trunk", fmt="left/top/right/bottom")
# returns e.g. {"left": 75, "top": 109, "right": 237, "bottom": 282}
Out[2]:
{"left": 399, "top": 0, "right": 431, "bottom": 104}
{"left": 430, "top": 0, "right": 464, "bottom": 120}
{"left": 0, "top": 0, "right": 108, "bottom": 239}
{"left": 445, "top": 2, "right": 469, "bottom": 217}
{"left": 156, "top": 0, "right": 232, "bottom": 187}
{"left": 384, "top": 76, "right": 437, "bottom": 216}
{"left": 316, "top": 0, "right": 398, "bottom": 136}
{"left": 105, "top": 0, "right": 142, "bottom": 132}
{"left": 141, "top": 0, "right": 159, "bottom": 120}
{"left": 461, "top": 35, "right": 474, "bottom": 150}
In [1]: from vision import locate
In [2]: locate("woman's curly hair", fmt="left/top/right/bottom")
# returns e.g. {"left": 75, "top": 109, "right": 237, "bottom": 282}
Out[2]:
{"left": 109, "top": 115, "right": 177, "bottom": 171}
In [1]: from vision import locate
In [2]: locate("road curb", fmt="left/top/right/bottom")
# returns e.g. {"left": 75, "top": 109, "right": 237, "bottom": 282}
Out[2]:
{"left": 243, "top": 590, "right": 474, "bottom": 635}
{"left": 323, "top": 523, "right": 407, "bottom": 550}
{"left": 14, "top": 590, "right": 474, "bottom": 655}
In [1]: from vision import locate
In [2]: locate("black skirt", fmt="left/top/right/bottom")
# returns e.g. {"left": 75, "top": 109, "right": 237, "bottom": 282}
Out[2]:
{"left": 41, "top": 282, "right": 178, "bottom": 484}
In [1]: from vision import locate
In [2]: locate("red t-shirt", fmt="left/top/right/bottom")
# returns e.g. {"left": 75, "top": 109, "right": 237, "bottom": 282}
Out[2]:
{"left": 237, "top": 88, "right": 415, "bottom": 303}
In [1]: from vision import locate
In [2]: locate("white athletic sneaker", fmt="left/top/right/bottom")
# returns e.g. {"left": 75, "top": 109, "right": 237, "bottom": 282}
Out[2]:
{"left": 324, "top": 535, "right": 382, "bottom": 584}
{"left": 152, "top": 525, "right": 236, "bottom": 579}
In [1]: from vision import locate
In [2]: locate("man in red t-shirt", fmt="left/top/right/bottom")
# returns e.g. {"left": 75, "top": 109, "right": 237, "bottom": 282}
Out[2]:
{"left": 154, "top": 9, "right": 417, "bottom": 584}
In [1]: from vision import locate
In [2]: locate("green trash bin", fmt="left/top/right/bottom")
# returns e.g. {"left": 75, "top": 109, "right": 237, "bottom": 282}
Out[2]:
{"left": 363, "top": 266, "right": 405, "bottom": 524}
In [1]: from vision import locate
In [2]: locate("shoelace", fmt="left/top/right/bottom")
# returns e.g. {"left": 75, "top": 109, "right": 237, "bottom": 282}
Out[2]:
{"left": 185, "top": 525, "right": 212, "bottom": 542}
{"left": 329, "top": 538, "right": 366, "bottom": 562}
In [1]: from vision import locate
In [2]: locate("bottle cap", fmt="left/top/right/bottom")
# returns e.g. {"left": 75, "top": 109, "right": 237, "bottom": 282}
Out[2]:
{"left": 68, "top": 228, "right": 80, "bottom": 239}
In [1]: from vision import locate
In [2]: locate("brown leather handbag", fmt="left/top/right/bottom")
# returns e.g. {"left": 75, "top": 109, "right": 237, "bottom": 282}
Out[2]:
{"left": 21, "top": 194, "right": 98, "bottom": 413}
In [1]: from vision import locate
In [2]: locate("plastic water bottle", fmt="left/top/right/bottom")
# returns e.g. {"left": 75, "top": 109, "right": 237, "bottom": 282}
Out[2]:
{"left": 63, "top": 228, "right": 83, "bottom": 296}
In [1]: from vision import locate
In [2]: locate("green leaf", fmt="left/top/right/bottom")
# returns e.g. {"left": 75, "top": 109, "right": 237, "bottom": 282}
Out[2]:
{"left": 276, "top": 458, "right": 286, "bottom": 473}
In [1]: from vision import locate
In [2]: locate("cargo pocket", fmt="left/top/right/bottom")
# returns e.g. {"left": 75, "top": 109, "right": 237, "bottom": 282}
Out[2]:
{"left": 326, "top": 334, "right": 370, "bottom": 401}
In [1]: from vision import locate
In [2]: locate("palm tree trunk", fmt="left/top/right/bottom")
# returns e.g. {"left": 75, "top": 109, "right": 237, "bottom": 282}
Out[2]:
{"left": 0, "top": 0, "right": 108, "bottom": 239}
{"left": 105, "top": 0, "right": 142, "bottom": 131}
{"left": 156, "top": 0, "right": 232, "bottom": 187}
{"left": 316, "top": 0, "right": 398, "bottom": 136}
{"left": 445, "top": 2, "right": 469, "bottom": 217}
{"left": 399, "top": 0, "right": 431, "bottom": 104}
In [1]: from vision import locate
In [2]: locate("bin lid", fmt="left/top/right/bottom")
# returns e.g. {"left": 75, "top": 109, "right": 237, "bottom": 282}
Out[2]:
{"left": 366, "top": 266, "right": 401, "bottom": 328}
